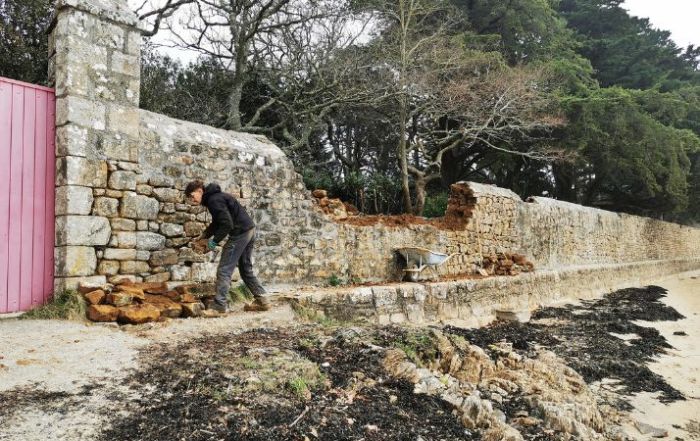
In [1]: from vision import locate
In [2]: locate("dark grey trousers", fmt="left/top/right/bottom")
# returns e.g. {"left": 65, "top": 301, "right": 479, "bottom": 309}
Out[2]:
{"left": 214, "top": 228, "right": 266, "bottom": 307}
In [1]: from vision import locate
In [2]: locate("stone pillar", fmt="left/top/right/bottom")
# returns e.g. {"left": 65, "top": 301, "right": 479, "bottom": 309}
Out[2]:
{"left": 48, "top": 0, "right": 143, "bottom": 290}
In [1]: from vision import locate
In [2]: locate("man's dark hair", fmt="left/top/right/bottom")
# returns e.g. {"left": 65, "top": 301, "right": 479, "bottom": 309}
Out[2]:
{"left": 185, "top": 180, "right": 205, "bottom": 196}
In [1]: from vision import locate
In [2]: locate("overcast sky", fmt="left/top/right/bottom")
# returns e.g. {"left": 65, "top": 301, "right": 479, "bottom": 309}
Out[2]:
{"left": 623, "top": 0, "right": 699, "bottom": 48}
{"left": 133, "top": 0, "right": 699, "bottom": 64}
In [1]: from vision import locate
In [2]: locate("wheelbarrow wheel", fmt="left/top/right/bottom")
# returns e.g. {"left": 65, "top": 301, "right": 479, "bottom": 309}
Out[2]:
{"left": 402, "top": 264, "right": 421, "bottom": 282}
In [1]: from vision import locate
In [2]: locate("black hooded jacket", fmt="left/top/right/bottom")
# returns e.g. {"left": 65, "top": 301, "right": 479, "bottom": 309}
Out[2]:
{"left": 201, "top": 183, "right": 255, "bottom": 243}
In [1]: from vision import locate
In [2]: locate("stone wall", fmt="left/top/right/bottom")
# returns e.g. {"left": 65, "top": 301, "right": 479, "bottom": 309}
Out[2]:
{"left": 49, "top": 0, "right": 143, "bottom": 290}
{"left": 300, "top": 259, "right": 700, "bottom": 326}
{"left": 49, "top": 0, "right": 700, "bottom": 292}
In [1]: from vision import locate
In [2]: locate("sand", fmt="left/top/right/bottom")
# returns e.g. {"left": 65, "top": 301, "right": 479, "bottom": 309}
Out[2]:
{"left": 623, "top": 271, "right": 700, "bottom": 440}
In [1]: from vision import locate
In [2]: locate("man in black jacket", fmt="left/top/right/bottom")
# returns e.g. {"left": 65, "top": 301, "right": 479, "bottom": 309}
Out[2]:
{"left": 185, "top": 180, "right": 269, "bottom": 312}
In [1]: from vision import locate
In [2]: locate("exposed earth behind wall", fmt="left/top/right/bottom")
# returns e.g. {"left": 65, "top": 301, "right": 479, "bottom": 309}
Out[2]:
{"left": 0, "top": 273, "right": 699, "bottom": 441}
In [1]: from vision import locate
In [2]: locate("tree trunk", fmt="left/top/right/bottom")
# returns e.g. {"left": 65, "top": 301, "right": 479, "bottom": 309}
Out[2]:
{"left": 398, "top": 100, "right": 413, "bottom": 214}
{"left": 227, "top": 78, "right": 244, "bottom": 131}
{"left": 398, "top": 140, "right": 413, "bottom": 213}
{"left": 227, "top": 39, "right": 248, "bottom": 131}
{"left": 414, "top": 176, "right": 427, "bottom": 216}
{"left": 552, "top": 163, "right": 577, "bottom": 202}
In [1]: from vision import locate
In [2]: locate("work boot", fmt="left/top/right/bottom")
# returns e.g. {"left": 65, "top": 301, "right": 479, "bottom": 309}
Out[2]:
{"left": 210, "top": 301, "right": 229, "bottom": 314}
{"left": 244, "top": 296, "right": 270, "bottom": 312}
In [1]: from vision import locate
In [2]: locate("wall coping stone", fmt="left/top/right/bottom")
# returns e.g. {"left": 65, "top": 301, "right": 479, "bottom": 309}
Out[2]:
{"left": 49, "top": 0, "right": 144, "bottom": 32}
{"left": 139, "top": 109, "right": 287, "bottom": 160}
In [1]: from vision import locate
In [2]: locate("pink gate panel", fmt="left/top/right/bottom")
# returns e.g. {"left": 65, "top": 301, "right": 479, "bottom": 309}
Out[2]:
{"left": 0, "top": 77, "right": 56, "bottom": 314}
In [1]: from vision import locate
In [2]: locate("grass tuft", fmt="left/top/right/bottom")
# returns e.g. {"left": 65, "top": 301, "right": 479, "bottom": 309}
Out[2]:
{"left": 289, "top": 301, "right": 341, "bottom": 327}
{"left": 20, "top": 290, "right": 86, "bottom": 321}
{"left": 287, "top": 377, "right": 311, "bottom": 400}
{"left": 228, "top": 283, "right": 254, "bottom": 304}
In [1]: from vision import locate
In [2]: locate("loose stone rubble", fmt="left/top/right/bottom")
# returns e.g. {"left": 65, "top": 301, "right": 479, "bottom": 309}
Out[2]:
{"left": 481, "top": 252, "right": 535, "bottom": 276}
{"left": 311, "top": 189, "right": 359, "bottom": 220}
{"left": 80, "top": 280, "right": 217, "bottom": 324}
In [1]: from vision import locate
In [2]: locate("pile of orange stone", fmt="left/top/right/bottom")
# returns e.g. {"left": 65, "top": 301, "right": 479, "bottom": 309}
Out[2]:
{"left": 311, "top": 189, "right": 359, "bottom": 220}
{"left": 481, "top": 252, "right": 535, "bottom": 276}
{"left": 80, "top": 280, "right": 217, "bottom": 325}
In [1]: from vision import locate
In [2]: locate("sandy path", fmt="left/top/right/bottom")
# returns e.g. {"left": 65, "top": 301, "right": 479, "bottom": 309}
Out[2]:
{"left": 622, "top": 271, "right": 700, "bottom": 440}
{"left": 0, "top": 302, "right": 296, "bottom": 440}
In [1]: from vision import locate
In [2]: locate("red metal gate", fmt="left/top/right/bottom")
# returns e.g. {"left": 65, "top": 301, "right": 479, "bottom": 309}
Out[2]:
{"left": 0, "top": 77, "right": 56, "bottom": 314}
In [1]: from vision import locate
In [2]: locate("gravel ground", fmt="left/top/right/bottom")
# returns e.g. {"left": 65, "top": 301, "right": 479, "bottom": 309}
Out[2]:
{"left": 0, "top": 301, "right": 296, "bottom": 441}
{"left": 0, "top": 273, "right": 697, "bottom": 441}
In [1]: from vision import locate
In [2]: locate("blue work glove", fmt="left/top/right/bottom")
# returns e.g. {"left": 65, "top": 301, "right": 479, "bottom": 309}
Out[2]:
{"left": 207, "top": 239, "right": 217, "bottom": 251}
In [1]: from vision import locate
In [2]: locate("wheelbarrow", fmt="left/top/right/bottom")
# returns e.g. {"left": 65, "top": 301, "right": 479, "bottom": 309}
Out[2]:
{"left": 395, "top": 247, "right": 458, "bottom": 281}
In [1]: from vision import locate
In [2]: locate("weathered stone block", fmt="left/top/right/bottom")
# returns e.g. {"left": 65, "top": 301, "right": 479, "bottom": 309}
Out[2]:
{"left": 100, "top": 134, "right": 138, "bottom": 162}
{"left": 93, "top": 197, "right": 119, "bottom": 217}
{"left": 104, "top": 247, "right": 136, "bottom": 260}
{"left": 108, "top": 274, "right": 136, "bottom": 285}
{"left": 55, "top": 246, "right": 97, "bottom": 276}
{"left": 56, "top": 96, "right": 106, "bottom": 130}
{"left": 152, "top": 188, "right": 181, "bottom": 203}
{"left": 348, "top": 287, "right": 373, "bottom": 304}
{"left": 97, "top": 260, "right": 120, "bottom": 276}
{"left": 105, "top": 190, "right": 123, "bottom": 198}
{"left": 55, "top": 185, "right": 94, "bottom": 215}
{"left": 167, "top": 237, "right": 189, "bottom": 249}
{"left": 170, "top": 265, "right": 191, "bottom": 281}
{"left": 54, "top": 8, "right": 127, "bottom": 49}
{"left": 55, "top": 215, "right": 111, "bottom": 246}
{"left": 190, "top": 262, "right": 217, "bottom": 282}
{"left": 136, "top": 232, "right": 166, "bottom": 250}
{"left": 120, "top": 260, "right": 150, "bottom": 274}
{"left": 111, "top": 218, "right": 135, "bottom": 231}
{"left": 161, "top": 202, "right": 175, "bottom": 214}
{"left": 87, "top": 304, "right": 119, "bottom": 322}
{"left": 373, "top": 287, "right": 399, "bottom": 308}
{"left": 53, "top": 41, "right": 109, "bottom": 97}
{"left": 160, "top": 223, "right": 184, "bottom": 237}
{"left": 145, "top": 272, "right": 170, "bottom": 283}
{"left": 108, "top": 171, "right": 137, "bottom": 190}
{"left": 117, "top": 161, "right": 139, "bottom": 171}
{"left": 136, "top": 184, "right": 152, "bottom": 195}
{"left": 56, "top": 156, "right": 108, "bottom": 187}
{"left": 84, "top": 289, "right": 105, "bottom": 305}
{"left": 149, "top": 249, "right": 178, "bottom": 266}
{"left": 108, "top": 104, "right": 139, "bottom": 137}
{"left": 135, "top": 250, "right": 150, "bottom": 261}
{"left": 118, "top": 304, "right": 161, "bottom": 324}
{"left": 56, "top": 125, "right": 93, "bottom": 158}
{"left": 120, "top": 193, "right": 159, "bottom": 220}
{"left": 77, "top": 279, "right": 111, "bottom": 294}
{"left": 111, "top": 52, "right": 139, "bottom": 77}
{"left": 184, "top": 221, "right": 205, "bottom": 237}
{"left": 143, "top": 291, "right": 180, "bottom": 307}
{"left": 54, "top": 275, "right": 106, "bottom": 292}
{"left": 107, "top": 291, "right": 135, "bottom": 307}
{"left": 148, "top": 175, "right": 175, "bottom": 187}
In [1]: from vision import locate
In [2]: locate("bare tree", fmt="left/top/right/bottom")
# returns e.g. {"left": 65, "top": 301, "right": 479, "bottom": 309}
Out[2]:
{"left": 407, "top": 66, "right": 565, "bottom": 214}
{"left": 355, "top": 0, "right": 472, "bottom": 213}
{"left": 356, "top": 0, "right": 564, "bottom": 214}
{"left": 137, "top": 0, "right": 379, "bottom": 143}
